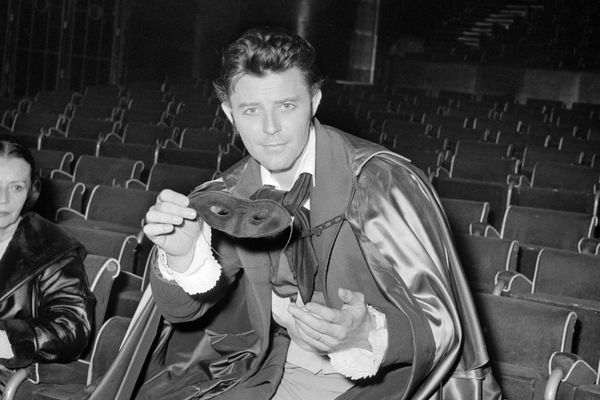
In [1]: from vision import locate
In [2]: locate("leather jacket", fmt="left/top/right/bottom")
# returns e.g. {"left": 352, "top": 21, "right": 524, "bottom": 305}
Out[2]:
{"left": 0, "top": 212, "right": 94, "bottom": 373}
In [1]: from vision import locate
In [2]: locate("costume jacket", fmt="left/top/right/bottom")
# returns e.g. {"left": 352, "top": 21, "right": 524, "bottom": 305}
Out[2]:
{"left": 146, "top": 120, "right": 501, "bottom": 400}
{"left": 0, "top": 212, "right": 94, "bottom": 379}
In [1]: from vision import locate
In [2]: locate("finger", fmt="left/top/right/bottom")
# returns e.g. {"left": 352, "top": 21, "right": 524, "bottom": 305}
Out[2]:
{"left": 338, "top": 288, "right": 365, "bottom": 307}
{"left": 143, "top": 222, "right": 174, "bottom": 240}
{"left": 288, "top": 304, "right": 340, "bottom": 338}
{"left": 145, "top": 209, "right": 186, "bottom": 226}
{"left": 153, "top": 201, "right": 197, "bottom": 220}
{"left": 303, "top": 302, "right": 345, "bottom": 324}
{"left": 293, "top": 319, "right": 331, "bottom": 352}
{"left": 157, "top": 189, "right": 190, "bottom": 206}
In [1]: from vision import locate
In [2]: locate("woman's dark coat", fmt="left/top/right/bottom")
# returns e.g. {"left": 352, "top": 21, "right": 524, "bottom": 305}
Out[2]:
{"left": 0, "top": 212, "right": 94, "bottom": 380}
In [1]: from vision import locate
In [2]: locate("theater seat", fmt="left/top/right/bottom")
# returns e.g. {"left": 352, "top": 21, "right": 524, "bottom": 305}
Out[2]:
{"left": 56, "top": 185, "right": 158, "bottom": 236}
{"left": 453, "top": 234, "right": 518, "bottom": 293}
{"left": 474, "top": 292, "right": 577, "bottom": 400}
{"left": 440, "top": 197, "right": 490, "bottom": 235}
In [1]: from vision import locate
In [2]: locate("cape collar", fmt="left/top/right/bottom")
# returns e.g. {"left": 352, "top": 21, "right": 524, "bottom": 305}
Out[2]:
{"left": 0, "top": 213, "right": 84, "bottom": 302}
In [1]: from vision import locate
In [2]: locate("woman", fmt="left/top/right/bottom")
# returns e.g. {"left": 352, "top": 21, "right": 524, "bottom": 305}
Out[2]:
{"left": 0, "top": 140, "right": 94, "bottom": 392}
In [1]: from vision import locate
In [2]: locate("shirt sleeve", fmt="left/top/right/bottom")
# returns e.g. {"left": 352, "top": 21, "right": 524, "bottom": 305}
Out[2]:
{"left": 156, "top": 223, "right": 222, "bottom": 295}
{"left": 328, "top": 305, "right": 388, "bottom": 379}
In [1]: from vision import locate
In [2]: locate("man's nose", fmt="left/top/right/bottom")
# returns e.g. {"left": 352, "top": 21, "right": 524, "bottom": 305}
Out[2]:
{"left": 263, "top": 110, "right": 281, "bottom": 135}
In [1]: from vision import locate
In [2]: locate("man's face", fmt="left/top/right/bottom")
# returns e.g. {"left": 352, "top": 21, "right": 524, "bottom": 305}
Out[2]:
{"left": 221, "top": 68, "right": 321, "bottom": 175}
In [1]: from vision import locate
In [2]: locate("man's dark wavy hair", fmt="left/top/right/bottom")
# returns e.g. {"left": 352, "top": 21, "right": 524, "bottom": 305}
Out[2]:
{"left": 213, "top": 27, "right": 324, "bottom": 102}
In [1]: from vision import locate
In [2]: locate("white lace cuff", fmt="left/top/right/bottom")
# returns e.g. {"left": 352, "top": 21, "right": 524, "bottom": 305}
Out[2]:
{"left": 328, "top": 305, "right": 388, "bottom": 380}
{"left": 156, "top": 224, "right": 221, "bottom": 295}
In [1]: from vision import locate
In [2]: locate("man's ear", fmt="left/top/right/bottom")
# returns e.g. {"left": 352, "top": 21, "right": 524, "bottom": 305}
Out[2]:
{"left": 311, "top": 89, "right": 322, "bottom": 117}
{"left": 221, "top": 102, "right": 234, "bottom": 124}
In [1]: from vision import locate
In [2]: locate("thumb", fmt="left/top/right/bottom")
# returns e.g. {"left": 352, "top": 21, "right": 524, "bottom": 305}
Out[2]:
{"left": 338, "top": 288, "right": 364, "bottom": 306}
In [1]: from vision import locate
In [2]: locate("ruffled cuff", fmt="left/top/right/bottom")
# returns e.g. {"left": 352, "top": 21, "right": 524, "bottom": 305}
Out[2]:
{"left": 328, "top": 305, "right": 388, "bottom": 380}
{"left": 156, "top": 225, "right": 221, "bottom": 295}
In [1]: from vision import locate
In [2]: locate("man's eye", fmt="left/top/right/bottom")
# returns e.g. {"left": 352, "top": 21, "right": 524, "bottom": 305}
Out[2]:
{"left": 11, "top": 185, "right": 24, "bottom": 192}
{"left": 281, "top": 103, "right": 295, "bottom": 111}
{"left": 242, "top": 107, "right": 258, "bottom": 115}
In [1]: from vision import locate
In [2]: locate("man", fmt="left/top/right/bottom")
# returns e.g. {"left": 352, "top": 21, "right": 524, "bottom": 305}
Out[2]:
{"left": 142, "top": 27, "right": 499, "bottom": 400}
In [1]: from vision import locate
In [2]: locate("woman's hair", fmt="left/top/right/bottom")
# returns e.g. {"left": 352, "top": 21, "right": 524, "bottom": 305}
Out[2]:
{"left": 213, "top": 27, "right": 324, "bottom": 102}
{"left": 0, "top": 140, "right": 41, "bottom": 212}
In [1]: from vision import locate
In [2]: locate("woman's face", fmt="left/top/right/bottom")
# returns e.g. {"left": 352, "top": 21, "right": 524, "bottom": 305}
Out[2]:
{"left": 0, "top": 157, "right": 31, "bottom": 235}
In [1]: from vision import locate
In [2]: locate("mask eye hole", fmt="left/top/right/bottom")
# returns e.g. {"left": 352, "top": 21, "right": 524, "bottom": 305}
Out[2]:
{"left": 210, "top": 205, "right": 230, "bottom": 216}
{"left": 250, "top": 210, "right": 269, "bottom": 224}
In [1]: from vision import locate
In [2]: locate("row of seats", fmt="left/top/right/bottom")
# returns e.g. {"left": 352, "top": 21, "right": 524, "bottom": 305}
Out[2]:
{"left": 4, "top": 81, "right": 600, "bottom": 400}
{"left": 316, "top": 83, "right": 600, "bottom": 400}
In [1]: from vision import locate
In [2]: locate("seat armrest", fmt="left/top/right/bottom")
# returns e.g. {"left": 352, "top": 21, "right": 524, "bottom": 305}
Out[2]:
{"left": 50, "top": 169, "right": 74, "bottom": 181}
{"left": 431, "top": 166, "right": 450, "bottom": 179}
{"left": 47, "top": 126, "right": 67, "bottom": 137}
{"left": 507, "top": 173, "right": 528, "bottom": 186}
{"left": 56, "top": 207, "right": 86, "bottom": 222}
{"left": 469, "top": 222, "right": 500, "bottom": 238}
{"left": 162, "top": 138, "right": 181, "bottom": 149}
{"left": 2, "top": 368, "right": 28, "bottom": 400}
{"left": 545, "top": 352, "right": 599, "bottom": 400}
{"left": 493, "top": 270, "right": 532, "bottom": 295}
{"left": 125, "top": 178, "right": 147, "bottom": 190}
{"left": 103, "top": 132, "right": 123, "bottom": 143}
{"left": 578, "top": 237, "right": 600, "bottom": 255}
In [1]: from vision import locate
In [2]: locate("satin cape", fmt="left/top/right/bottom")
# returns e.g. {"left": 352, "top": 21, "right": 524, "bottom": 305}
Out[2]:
{"left": 130, "top": 120, "right": 501, "bottom": 399}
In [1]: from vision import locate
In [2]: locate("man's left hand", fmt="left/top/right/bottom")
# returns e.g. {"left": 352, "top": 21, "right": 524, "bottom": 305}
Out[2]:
{"left": 288, "top": 288, "right": 376, "bottom": 354}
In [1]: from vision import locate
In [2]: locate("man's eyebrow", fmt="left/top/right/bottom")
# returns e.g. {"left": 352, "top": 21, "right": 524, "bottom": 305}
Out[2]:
{"left": 276, "top": 96, "right": 300, "bottom": 103}
{"left": 237, "top": 102, "right": 260, "bottom": 109}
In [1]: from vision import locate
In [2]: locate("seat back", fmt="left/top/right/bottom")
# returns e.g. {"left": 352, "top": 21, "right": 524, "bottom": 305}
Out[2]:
{"left": 34, "top": 178, "right": 85, "bottom": 221}
{"left": 454, "top": 234, "right": 518, "bottom": 293}
{"left": 454, "top": 140, "right": 512, "bottom": 159}
{"left": 179, "top": 127, "right": 231, "bottom": 151}
{"left": 156, "top": 147, "right": 219, "bottom": 169}
{"left": 432, "top": 177, "right": 513, "bottom": 230}
{"left": 66, "top": 117, "right": 119, "bottom": 140}
{"left": 402, "top": 150, "right": 443, "bottom": 173}
{"left": 39, "top": 135, "right": 99, "bottom": 160}
{"left": 382, "top": 119, "right": 429, "bottom": 137}
{"left": 122, "top": 122, "right": 173, "bottom": 145}
{"left": 449, "top": 154, "right": 520, "bottom": 183}
{"left": 84, "top": 255, "right": 120, "bottom": 339}
{"left": 11, "top": 112, "right": 60, "bottom": 133}
{"left": 146, "top": 163, "right": 215, "bottom": 194}
{"left": 512, "top": 186, "right": 599, "bottom": 216}
{"left": 533, "top": 248, "right": 600, "bottom": 302}
{"left": 501, "top": 205, "right": 597, "bottom": 250}
{"left": 531, "top": 162, "right": 600, "bottom": 192}
{"left": 30, "top": 149, "right": 74, "bottom": 177}
{"left": 85, "top": 185, "right": 158, "bottom": 229}
{"left": 475, "top": 293, "right": 576, "bottom": 369}
{"left": 521, "top": 146, "right": 582, "bottom": 174}
{"left": 63, "top": 225, "right": 138, "bottom": 273}
{"left": 440, "top": 198, "right": 490, "bottom": 235}
{"left": 73, "top": 155, "right": 144, "bottom": 186}
{"left": 393, "top": 135, "right": 447, "bottom": 153}
{"left": 97, "top": 141, "right": 158, "bottom": 171}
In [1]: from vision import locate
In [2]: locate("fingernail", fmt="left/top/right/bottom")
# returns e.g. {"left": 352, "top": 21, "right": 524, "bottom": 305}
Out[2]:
{"left": 187, "top": 209, "right": 197, "bottom": 219}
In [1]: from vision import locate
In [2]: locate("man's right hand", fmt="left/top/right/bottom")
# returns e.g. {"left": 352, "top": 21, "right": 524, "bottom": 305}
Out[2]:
{"left": 143, "top": 189, "right": 200, "bottom": 272}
